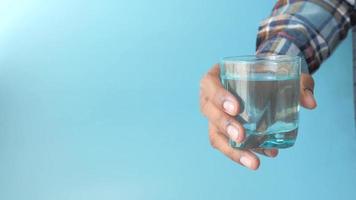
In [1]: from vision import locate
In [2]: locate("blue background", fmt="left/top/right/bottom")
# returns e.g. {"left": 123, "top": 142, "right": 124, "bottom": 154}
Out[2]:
{"left": 0, "top": 0, "right": 355, "bottom": 199}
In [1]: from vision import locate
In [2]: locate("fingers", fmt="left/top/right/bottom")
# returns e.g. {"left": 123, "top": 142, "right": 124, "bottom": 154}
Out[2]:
{"left": 300, "top": 74, "right": 317, "bottom": 109}
{"left": 209, "top": 123, "right": 260, "bottom": 170}
{"left": 200, "top": 64, "right": 245, "bottom": 143}
{"left": 200, "top": 64, "right": 240, "bottom": 116}
{"left": 253, "top": 148, "right": 279, "bottom": 158}
{"left": 203, "top": 100, "right": 245, "bottom": 143}
{"left": 202, "top": 64, "right": 278, "bottom": 170}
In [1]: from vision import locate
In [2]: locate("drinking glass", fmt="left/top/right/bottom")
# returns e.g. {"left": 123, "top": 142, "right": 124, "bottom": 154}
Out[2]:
{"left": 220, "top": 55, "right": 301, "bottom": 149}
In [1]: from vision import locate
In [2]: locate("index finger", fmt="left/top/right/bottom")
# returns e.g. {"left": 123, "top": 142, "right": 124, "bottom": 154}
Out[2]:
{"left": 201, "top": 64, "right": 240, "bottom": 116}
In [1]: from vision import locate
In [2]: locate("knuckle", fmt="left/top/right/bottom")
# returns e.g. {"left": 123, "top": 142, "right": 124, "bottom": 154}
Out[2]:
{"left": 226, "top": 148, "right": 236, "bottom": 160}
{"left": 205, "top": 71, "right": 214, "bottom": 81}
{"left": 201, "top": 72, "right": 225, "bottom": 106}
{"left": 217, "top": 113, "right": 230, "bottom": 130}
{"left": 199, "top": 96, "right": 210, "bottom": 115}
{"left": 210, "top": 86, "right": 220, "bottom": 100}
{"left": 211, "top": 86, "right": 227, "bottom": 104}
{"left": 206, "top": 71, "right": 219, "bottom": 84}
{"left": 210, "top": 88, "right": 225, "bottom": 108}
{"left": 207, "top": 69, "right": 215, "bottom": 77}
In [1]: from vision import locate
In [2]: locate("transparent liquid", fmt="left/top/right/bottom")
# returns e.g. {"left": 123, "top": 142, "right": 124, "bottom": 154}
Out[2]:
{"left": 222, "top": 74, "right": 299, "bottom": 149}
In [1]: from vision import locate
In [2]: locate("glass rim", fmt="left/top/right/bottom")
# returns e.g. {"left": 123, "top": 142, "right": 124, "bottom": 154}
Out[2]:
{"left": 221, "top": 55, "right": 301, "bottom": 64}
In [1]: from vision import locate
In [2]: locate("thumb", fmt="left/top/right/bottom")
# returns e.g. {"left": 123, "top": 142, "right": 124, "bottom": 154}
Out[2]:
{"left": 300, "top": 74, "right": 317, "bottom": 109}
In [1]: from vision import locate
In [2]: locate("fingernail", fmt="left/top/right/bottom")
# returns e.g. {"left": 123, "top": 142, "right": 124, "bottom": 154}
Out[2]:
{"left": 306, "top": 90, "right": 317, "bottom": 106}
{"left": 227, "top": 125, "right": 239, "bottom": 141}
{"left": 264, "top": 149, "right": 277, "bottom": 157}
{"left": 305, "top": 89, "right": 315, "bottom": 100}
{"left": 223, "top": 100, "right": 235, "bottom": 114}
{"left": 240, "top": 156, "right": 252, "bottom": 169}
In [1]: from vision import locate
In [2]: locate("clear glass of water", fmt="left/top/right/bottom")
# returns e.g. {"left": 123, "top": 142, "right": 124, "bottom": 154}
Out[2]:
{"left": 220, "top": 55, "right": 301, "bottom": 149}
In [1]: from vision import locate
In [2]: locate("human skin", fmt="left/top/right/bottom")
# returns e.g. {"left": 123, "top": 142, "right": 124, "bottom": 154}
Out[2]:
{"left": 200, "top": 64, "right": 317, "bottom": 170}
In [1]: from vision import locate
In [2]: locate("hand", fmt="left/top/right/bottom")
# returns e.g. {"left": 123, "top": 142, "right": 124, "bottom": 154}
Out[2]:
{"left": 200, "top": 64, "right": 317, "bottom": 170}
{"left": 299, "top": 73, "right": 317, "bottom": 109}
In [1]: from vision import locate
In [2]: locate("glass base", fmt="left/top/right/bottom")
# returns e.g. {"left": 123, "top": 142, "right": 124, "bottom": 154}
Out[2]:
{"left": 230, "top": 128, "right": 298, "bottom": 149}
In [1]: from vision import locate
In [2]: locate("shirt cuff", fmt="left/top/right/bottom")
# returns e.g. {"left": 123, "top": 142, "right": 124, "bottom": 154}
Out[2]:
{"left": 256, "top": 36, "right": 310, "bottom": 74}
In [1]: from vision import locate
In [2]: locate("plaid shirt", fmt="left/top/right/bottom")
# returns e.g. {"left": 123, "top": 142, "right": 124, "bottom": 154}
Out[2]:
{"left": 256, "top": 0, "right": 356, "bottom": 74}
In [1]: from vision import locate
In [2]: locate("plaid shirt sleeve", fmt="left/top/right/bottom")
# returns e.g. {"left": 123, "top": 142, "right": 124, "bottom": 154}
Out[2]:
{"left": 256, "top": 0, "right": 356, "bottom": 73}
